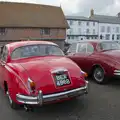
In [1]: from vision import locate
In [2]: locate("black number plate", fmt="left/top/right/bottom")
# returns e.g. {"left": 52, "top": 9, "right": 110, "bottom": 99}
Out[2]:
{"left": 53, "top": 73, "right": 71, "bottom": 87}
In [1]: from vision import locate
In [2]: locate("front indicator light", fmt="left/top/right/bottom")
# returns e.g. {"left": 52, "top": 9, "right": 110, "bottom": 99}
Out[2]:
{"left": 81, "top": 71, "right": 88, "bottom": 78}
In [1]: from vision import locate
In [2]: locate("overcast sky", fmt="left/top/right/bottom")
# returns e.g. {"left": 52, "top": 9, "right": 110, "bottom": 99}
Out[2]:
{"left": 1, "top": 0, "right": 120, "bottom": 16}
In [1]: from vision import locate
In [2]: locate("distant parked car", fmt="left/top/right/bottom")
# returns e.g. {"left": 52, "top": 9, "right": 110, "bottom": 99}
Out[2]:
{"left": 0, "top": 40, "right": 88, "bottom": 111}
{"left": 66, "top": 40, "right": 120, "bottom": 84}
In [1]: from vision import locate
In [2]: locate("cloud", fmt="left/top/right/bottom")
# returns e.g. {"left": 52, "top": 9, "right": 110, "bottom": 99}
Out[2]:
{"left": 0, "top": 0, "right": 120, "bottom": 16}
{"left": 60, "top": 0, "right": 117, "bottom": 16}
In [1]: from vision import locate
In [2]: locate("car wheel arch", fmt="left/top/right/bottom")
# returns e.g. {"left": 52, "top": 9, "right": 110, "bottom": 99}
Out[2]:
{"left": 3, "top": 81, "right": 8, "bottom": 94}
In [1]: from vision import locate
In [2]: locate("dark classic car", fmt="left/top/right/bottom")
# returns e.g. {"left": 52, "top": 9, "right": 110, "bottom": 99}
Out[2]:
{"left": 0, "top": 41, "right": 88, "bottom": 111}
{"left": 67, "top": 40, "right": 120, "bottom": 84}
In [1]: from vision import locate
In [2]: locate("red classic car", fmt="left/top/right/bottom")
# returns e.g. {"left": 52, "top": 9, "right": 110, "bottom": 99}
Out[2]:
{"left": 67, "top": 40, "right": 120, "bottom": 84}
{"left": 0, "top": 41, "right": 88, "bottom": 111}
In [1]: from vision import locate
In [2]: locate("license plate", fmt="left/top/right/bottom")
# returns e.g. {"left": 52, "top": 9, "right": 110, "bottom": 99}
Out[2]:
{"left": 53, "top": 73, "right": 71, "bottom": 87}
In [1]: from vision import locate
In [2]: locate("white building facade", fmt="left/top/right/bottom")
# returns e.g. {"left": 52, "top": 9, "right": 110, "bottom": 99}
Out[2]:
{"left": 66, "top": 16, "right": 99, "bottom": 43}
{"left": 66, "top": 10, "right": 120, "bottom": 44}
{"left": 89, "top": 9, "right": 120, "bottom": 41}
{"left": 98, "top": 23, "right": 120, "bottom": 40}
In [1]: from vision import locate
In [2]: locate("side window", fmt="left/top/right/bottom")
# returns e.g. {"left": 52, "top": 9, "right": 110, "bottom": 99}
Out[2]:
{"left": 1, "top": 46, "right": 8, "bottom": 62}
{"left": 87, "top": 43, "right": 94, "bottom": 53}
{"left": 77, "top": 43, "right": 87, "bottom": 53}
{"left": 68, "top": 43, "right": 77, "bottom": 53}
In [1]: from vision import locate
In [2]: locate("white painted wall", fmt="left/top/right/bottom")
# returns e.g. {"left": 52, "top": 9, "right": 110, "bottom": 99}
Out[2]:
{"left": 98, "top": 23, "right": 120, "bottom": 40}
{"left": 66, "top": 19, "right": 99, "bottom": 44}
{"left": 65, "top": 16, "right": 120, "bottom": 44}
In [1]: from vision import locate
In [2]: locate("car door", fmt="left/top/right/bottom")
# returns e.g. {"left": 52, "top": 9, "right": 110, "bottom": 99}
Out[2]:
{"left": 67, "top": 43, "right": 87, "bottom": 69}
{"left": 68, "top": 42, "right": 95, "bottom": 73}
{"left": 82, "top": 43, "right": 95, "bottom": 73}
{"left": 73, "top": 43, "right": 88, "bottom": 70}
{"left": 0, "top": 46, "right": 8, "bottom": 88}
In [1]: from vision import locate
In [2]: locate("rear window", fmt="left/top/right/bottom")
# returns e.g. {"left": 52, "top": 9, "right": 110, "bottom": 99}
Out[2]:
{"left": 11, "top": 44, "right": 64, "bottom": 59}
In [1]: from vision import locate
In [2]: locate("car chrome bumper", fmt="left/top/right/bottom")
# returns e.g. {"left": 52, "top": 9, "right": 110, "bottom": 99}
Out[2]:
{"left": 114, "top": 70, "right": 120, "bottom": 75}
{"left": 16, "top": 81, "right": 88, "bottom": 105}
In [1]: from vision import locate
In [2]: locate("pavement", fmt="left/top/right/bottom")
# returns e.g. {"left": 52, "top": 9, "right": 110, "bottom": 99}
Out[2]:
{"left": 1, "top": 79, "right": 120, "bottom": 120}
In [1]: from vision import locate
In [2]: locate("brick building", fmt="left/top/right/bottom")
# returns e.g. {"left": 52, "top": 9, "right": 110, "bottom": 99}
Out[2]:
{"left": 0, "top": 2, "right": 69, "bottom": 50}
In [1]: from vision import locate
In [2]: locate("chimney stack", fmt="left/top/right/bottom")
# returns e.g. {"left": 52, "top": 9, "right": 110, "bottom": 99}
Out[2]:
{"left": 90, "top": 9, "right": 94, "bottom": 17}
{"left": 117, "top": 12, "right": 120, "bottom": 18}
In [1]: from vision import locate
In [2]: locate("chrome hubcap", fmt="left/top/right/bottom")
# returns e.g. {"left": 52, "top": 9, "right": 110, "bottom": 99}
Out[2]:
{"left": 94, "top": 68, "right": 104, "bottom": 82}
{"left": 7, "top": 91, "right": 12, "bottom": 104}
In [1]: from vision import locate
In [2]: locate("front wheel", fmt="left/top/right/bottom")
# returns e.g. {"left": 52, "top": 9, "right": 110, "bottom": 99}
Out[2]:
{"left": 92, "top": 67, "right": 108, "bottom": 84}
{"left": 6, "top": 91, "right": 19, "bottom": 109}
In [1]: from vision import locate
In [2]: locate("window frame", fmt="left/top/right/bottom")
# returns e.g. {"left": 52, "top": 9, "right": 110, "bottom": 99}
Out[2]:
{"left": 101, "top": 26, "right": 105, "bottom": 32}
{"left": 86, "top": 43, "right": 94, "bottom": 54}
{"left": 77, "top": 43, "right": 87, "bottom": 53}
{"left": 1, "top": 46, "right": 8, "bottom": 62}
{"left": 11, "top": 44, "right": 64, "bottom": 60}
{"left": 40, "top": 28, "right": 50, "bottom": 35}
{"left": 0, "top": 28, "right": 6, "bottom": 35}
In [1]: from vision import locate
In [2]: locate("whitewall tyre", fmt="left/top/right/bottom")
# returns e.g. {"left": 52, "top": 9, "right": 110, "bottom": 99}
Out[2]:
{"left": 6, "top": 91, "right": 19, "bottom": 109}
{"left": 93, "top": 67, "right": 108, "bottom": 84}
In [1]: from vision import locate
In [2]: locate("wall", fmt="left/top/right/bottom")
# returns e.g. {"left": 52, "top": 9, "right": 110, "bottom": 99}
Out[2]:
{"left": 66, "top": 19, "right": 99, "bottom": 43}
{"left": 0, "top": 28, "right": 66, "bottom": 49}
{"left": 99, "top": 23, "right": 120, "bottom": 40}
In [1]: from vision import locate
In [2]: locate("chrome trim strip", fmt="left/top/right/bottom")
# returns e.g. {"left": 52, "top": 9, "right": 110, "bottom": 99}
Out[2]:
{"left": 114, "top": 73, "right": 120, "bottom": 75}
{"left": 51, "top": 68, "right": 68, "bottom": 73}
{"left": 16, "top": 94, "right": 37, "bottom": 100}
{"left": 43, "top": 86, "right": 87, "bottom": 99}
{"left": 114, "top": 70, "right": 120, "bottom": 73}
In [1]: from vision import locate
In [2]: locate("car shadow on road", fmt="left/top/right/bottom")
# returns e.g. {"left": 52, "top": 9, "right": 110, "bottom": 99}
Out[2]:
{"left": 89, "top": 76, "right": 120, "bottom": 88}
{"left": 107, "top": 78, "right": 120, "bottom": 87}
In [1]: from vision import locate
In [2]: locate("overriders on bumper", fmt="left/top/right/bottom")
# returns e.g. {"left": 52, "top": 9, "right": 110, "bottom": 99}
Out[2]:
{"left": 16, "top": 81, "right": 88, "bottom": 105}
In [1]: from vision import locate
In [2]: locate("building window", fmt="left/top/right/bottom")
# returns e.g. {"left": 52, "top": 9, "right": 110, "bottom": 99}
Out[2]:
{"left": 86, "top": 36, "right": 89, "bottom": 39}
{"left": 0, "top": 28, "right": 6, "bottom": 35}
{"left": 116, "top": 27, "right": 119, "bottom": 33}
{"left": 93, "top": 29, "right": 95, "bottom": 34}
{"left": 86, "top": 21, "right": 89, "bottom": 26}
{"left": 86, "top": 29, "right": 90, "bottom": 34}
{"left": 107, "top": 26, "right": 110, "bottom": 33}
{"left": 71, "top": 36, "right": 74, "bottom": 39}
{"left": 78, "top": 28, "right": 81, "bottom": 34}
{"left": 100, "top": 35, "right": 103, "bottom": 39}
{"left": 101, "top": 26, "right": 105, "bottom": 32}
{"left": 69, "top": 28, "right": 73, "bottom": 34}
{"left": 112, "top": 34, "right": 114, "bottom": 40}
{"left": 93, "top": 22, "right": 95, "bottom": 26}
{"left": 95, "top": 37, "right": 97, "bottom": 39}
{"left": 117, "top": 35, "right": 120, "bottom": 40}
{"left": 70, "top": 20, "right": 73, "bottom": 25}
{"left": 78, "top": 21, "right": 81, "bottom": 25}
{"left": 40, "top": 28, "right": 50, "bottom": 35}
{"left": 105, "top": 34, "right": 110, "bottom": 40}
{"left": 67, "top": 36, "right": 70, "bottom": 39}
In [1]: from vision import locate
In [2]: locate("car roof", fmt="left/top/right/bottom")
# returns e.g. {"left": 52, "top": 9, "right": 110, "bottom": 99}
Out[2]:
{"left": 6, "top": 40, "right": 58, "bottom": 52}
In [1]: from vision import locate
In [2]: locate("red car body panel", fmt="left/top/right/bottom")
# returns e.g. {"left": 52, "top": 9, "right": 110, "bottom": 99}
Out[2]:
{"left": 0, "top": 41, "right": 87, "bottom": 105}
{"left": 67, "top": 40, "right": 120, "bottom": 78}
